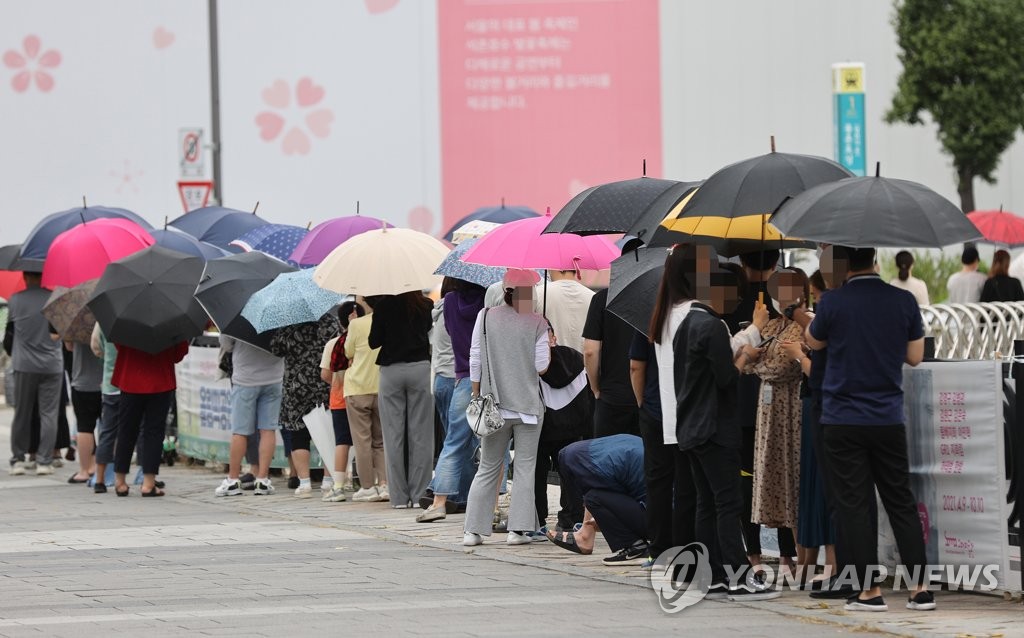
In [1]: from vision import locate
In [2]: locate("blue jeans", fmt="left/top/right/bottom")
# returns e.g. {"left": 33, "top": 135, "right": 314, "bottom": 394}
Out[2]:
{"left": 430, "top": 378, "right": 478, "bottom": 502}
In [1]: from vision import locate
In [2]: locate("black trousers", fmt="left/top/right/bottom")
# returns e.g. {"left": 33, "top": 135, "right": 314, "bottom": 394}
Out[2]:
{"left": 638, "top": 409, "right": 695, "bottom": 559}
{"left": 689, "top": 441, "right": 749, "bottom": 585}
{"left": 823, "top": 424, "right": 926, "bottom": 589}
{"left": 114, "top": 391, "right": 172, "bottom": 475}
{"left": 584, "top": 489, "right": 647, "bottom": 552}
{"left": 71, "top": 389, "right": 102, "bottom": 435}
{"left": 535, "top": 437, "right": 582, "bottom": 529}
{"left": 592, "top": 399, "right": 640, "bottom": 439}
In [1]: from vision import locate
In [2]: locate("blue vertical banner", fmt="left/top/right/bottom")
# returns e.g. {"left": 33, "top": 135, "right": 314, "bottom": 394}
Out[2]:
{"left": 832, "top": 63, "right": 866, "bottom": 176}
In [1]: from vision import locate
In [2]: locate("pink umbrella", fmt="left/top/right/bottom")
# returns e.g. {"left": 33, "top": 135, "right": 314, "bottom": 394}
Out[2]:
{"left": 42, "top": 218, "right": 154, "bottom": 289}
{"left": 289, "top": 215, "right": 392, "bottom": 267}
{"left": 461, "top": 209, "right": 619, "bottom": 271}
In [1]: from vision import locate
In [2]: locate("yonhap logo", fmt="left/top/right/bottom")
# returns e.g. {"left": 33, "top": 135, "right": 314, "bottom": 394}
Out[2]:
{"left": 649, "top": 543, "right": 714, "bottom": 613}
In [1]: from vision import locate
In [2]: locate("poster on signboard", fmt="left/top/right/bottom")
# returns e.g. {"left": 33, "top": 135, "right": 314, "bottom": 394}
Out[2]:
{"left": 877, "top": 360, "right": 1014, "bottom": 591}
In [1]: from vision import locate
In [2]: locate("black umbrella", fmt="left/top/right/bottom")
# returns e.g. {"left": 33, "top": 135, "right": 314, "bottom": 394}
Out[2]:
{"left": 194, "top": 252, "right": 295, "bottom": 350}
{"left": 677, "top": 142, "right": 853, "bottom": 221}
{"left": 21, "top": 204, "right": 151, "bottom": 261}
{"left": 544, "top": 172, "right": 701, "bottom": 240}
{"left": 86, "top": 245, "right": 208, "bottom": 354}
{"left": 606, "top": 246, "right": 667, "bottom": 336}
{"left": 769, "top": 165, "right": 983, "bottom": 248}
{"left": 0, "top": 244, "right": 22, "bottom": 271}
{"left": 644, "top": 225, "right": 813, "bottom": 257}
{"left": 167, "top": 205, "right": 269, "bottom": 252}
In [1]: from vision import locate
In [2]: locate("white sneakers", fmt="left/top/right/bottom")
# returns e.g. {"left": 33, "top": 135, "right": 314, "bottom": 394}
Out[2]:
{"left": 215, "top": 478, "right": 243, "bottom": 497}
{"left": 352, "top": 485, "right": 390, "bottom": 502}
{"left": 9, "top": 461, "right": 26, "bottom": 476}
{"left": 294, "top": 484, "right": 313, "bottom": 499}
{"left": 253, "top": 479, "right": 274, "bottom": 495}
{"left": 460, "top": 532, "right": 539, "bottom": 546}
{"left": 462, "top": 532, "right": 483, "bottom": 546}
{"left": 322, "top": 486, "right": 346, "bottom": 502}
{"left": 35, "top": 464, "right": 54, "bottom": 476}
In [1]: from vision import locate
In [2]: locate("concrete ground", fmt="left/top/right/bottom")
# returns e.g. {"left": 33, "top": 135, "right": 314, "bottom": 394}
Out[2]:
{"left": 0, "top": 406, "right": 1020, "bottom": 637}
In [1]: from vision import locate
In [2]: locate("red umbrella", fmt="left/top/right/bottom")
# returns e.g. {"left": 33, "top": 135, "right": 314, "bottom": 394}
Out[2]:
{"left": 42, "top": 218, "right": 154, "bottom": 289}
{"left": 0, "top": 271, "right": 25, "bottom": 300}
{"left": 966, "top": 208, "right": 1024, "bottom": 247}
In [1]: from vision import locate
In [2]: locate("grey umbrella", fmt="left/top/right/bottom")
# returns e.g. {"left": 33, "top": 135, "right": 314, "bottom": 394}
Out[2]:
{"left": 606, "top": 246, "right": 668, "bottom": 336}
{"left": 770, "top": 166, "right": 983, "bottom": 248}
{"left": 194, "top": 251, "right": 296, "bottom": 351}
{"left": 86, "top": 245, "right": 208, "bottom": 354}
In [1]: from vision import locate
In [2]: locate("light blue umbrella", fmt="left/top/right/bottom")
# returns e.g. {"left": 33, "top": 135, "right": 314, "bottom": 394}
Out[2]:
{"left": 433, "top": 238, "right": 505, "bottom": 288}
{"left": 241, "top": 269, "right": 343, "bottom": 333}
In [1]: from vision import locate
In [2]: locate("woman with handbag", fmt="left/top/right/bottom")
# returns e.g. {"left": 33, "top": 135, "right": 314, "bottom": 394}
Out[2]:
{"left": 463, "top": 269, "right": 551, "bottom": 546}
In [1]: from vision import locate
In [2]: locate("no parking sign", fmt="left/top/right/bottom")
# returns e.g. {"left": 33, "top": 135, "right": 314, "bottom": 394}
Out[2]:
{"left": 178, "top": 127, "right": 204, "bottom": 178}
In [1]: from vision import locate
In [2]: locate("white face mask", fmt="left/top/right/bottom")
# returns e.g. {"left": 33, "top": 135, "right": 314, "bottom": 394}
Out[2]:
{"left": 771, "top": 298, "right": 783, "bottom": 315}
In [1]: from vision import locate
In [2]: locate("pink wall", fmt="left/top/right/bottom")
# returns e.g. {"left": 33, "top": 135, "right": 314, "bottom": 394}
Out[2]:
{"left": 438, "top": 0, "right": 662, "bottom": 232}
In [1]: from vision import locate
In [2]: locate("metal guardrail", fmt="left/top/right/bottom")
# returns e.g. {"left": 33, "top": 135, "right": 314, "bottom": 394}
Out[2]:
{"left": 921, "top": 301, "right": 1024, "bottom": 360}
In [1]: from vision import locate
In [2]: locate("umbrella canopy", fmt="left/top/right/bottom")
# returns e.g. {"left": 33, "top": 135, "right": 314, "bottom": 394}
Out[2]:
{"left": 314, "top": 227, "right": 450, "bottom": 295}
{"left": 150, "top": 228, "right": 229, "bottom": 260}
{"left": 606, "top": 246, "right": 667, "bottom": 335}
{"left": 289, "top": 215, "right": 391, "bottom": 267}
{"left": 461, "top": 211, "right": 619, "bottom": 270}
{"left": 677, "top": 149, "right": 853, "bottom": 220}
{"left": 450, "top": 220, "right": 501, "bottom": 245}
{"left": 966, "top": 208, "right": 1024, "bottom": 247}
{"left": 441, "top": 204, "right": 539, "bottom": 243}
{"left": 20, "top": 204, "right": 151, "bottom": 266}
{"left": 545, "top": 177, "right": 700, "bottom": 239}
{"left": 241, "top": 269, "right": 343, "bottom": 333}
{"left": 230, "top": 223, "right": 309, "bottom": 262}
{"left": 0, "top": 244, "right": 23, "bottom": 271}
{"left": 41, "top": 218, "right": 154, "bottom": 289}
{"left": 195, "top": 252, "right": 296, "bottom": 350}
{"left": 770, "top": 174, "right": 983, "bottom": 248}
{"left": 167, "top": 206, "right": 269, "bottom": 252}
{"left": 433, "top": 238, "right": 506, "bottom": 288}
{"left": 0, "top": 271, "right": 25, "bottom": 301}
{"left": 86, "top": 245, "right": 208, "bottom": 354}
{"left": 42, "top": 279, "right": 98, "bottom": 344}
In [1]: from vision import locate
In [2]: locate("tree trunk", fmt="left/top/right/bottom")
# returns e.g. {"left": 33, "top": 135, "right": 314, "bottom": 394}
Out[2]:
{"left": 956, "top": 167, "right": 975, "bottom": 213}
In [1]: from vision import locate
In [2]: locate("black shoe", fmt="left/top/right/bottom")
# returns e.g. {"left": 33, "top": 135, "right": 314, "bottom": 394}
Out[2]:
{"left": 906, "top": 590, "right": 936, "bottom": 611}
{"left": 844, "top": 594, "right": 888, "bottom": 612}
{"left": 445, "top": 500, "right": 467, "bottom": 515}
{"left": 809, "top": 575, "right": 857, "bottom": 599}
{"left": 240, "top": 472, "right": 256, "bottom": 490}
{"left": 287, "top": 476, "right": 300, "bottom": 490}
{"left": 94, "top": 483, "right": 107, "bottom": 494}
{"left": 418, "top": 489, "right": 434, "bottom": 510}
{"left": 602, "top": 541, "right": 649, "bottom": 565}
{"left": 727, "top": 586, "right": 781, "bottom": 601}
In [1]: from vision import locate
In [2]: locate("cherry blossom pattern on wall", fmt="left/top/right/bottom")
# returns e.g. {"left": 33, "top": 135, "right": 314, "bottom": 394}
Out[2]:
{"left": 152, "top": 27, "right": 176, "bottom": 50}
{"left": 365, "top": 0, "right": 400, "bottom": 14}
{"left": 407, "top": 206, "right": 435, "bottom": 235}
{"left": 255, "top": 77, "right": 334, "bottom": 156}
{"left": 3, "top": 35, "right": 61, "bottom": 93}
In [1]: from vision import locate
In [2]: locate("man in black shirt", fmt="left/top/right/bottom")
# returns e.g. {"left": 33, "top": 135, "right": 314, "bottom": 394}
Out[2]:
{"left": 582, "top": 287, "right": 639, "bottom": 438}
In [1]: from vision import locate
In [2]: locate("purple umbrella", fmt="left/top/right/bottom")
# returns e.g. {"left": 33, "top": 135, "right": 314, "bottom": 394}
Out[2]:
{"left": 289, "top": 215, "right": 391, "bottom": 267}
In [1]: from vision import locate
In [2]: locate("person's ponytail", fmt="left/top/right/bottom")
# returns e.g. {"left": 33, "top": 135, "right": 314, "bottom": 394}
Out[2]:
{"left": 895, "top": 251, "right": 913, "bottom": 282}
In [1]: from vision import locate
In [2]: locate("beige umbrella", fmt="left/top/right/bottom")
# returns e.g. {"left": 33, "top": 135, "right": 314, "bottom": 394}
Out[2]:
{"left": 313, "top": 227, "right": 449, "bottom": 296}
{"left": 42, "top": 278, "right": 98, "bottom": 344}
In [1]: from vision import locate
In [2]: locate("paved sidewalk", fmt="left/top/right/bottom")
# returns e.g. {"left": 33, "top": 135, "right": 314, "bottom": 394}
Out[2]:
{"left": 1, "top": 406, "right": 1021, "bottom": 636}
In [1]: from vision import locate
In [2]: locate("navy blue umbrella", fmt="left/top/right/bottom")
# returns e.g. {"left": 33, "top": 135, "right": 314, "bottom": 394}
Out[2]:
{"left": 150, "top": 228, "right": 229, "bottom": 261}
{"left": 441, "top": 203, "right": 539, "bottom": 243}
{"left": 167, "top": 206, "right": 269, "bottom": 252}
{"left": 20, "top": 205, "right": 152, "bottom": 267}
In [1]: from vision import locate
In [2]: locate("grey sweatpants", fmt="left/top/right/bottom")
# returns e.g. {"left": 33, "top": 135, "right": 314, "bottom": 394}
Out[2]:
{"left": 95, "top": 393, "right": 120, "bottom": 465}
{"left": 377, "top": 361, "right": 434, "bottom": 507}
{"left": 464, "top": 417, "right": 542, "bottom": 536}
{"left": 10, "top": 371, "right": 61, "bottom": 466}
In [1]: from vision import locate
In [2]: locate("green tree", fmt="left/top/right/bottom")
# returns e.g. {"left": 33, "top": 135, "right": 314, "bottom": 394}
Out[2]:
{"left": 885, "top": 0, "right": 1024, "bottom": 213}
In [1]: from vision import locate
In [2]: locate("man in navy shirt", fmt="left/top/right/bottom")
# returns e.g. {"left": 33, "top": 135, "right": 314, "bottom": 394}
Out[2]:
{"left": 805, "top": 246, "right": 933, "bottom": 613}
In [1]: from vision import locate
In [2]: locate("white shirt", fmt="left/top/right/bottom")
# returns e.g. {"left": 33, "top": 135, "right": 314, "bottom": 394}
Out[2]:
{"left": 946, "top": 270, "right": 987, "bottom": 304}
{"left": 889, "top": 276, "right": 930, "bottom": 306}
{"left": 533, "top": 279, "right": 594, "bottom": 354}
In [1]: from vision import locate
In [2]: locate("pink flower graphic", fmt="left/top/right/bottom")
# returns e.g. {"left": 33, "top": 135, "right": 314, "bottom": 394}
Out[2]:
{"left": 3, "top": 35, "right": 61, "bottom": 93}
{"left": 255, "top": 77, "right": 334, "bottom": 156}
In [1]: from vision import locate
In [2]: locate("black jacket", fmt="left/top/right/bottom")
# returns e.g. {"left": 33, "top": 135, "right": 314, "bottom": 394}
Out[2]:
{"left": 673, "top": 303, "right": 740, "bottom": 451}
{"left": 539, "top": 345, "right": 593, "bottom": 442}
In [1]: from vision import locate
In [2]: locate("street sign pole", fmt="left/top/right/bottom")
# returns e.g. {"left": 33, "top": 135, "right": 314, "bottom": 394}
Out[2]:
{"left": 208, "top": 0, "right": 223, "bottom": 205}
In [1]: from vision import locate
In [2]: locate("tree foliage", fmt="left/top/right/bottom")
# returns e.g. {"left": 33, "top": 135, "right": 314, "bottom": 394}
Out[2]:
{"left": 885, "top": 0, "right": 1024, "bottom": 212}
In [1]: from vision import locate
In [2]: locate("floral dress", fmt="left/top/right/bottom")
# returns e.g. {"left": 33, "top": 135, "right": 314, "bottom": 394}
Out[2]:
{"left": 746, "top": 317, "right": 804, "bottom": 529}
{"left": 269, "top": 314, "right": 337, "bottom": 430}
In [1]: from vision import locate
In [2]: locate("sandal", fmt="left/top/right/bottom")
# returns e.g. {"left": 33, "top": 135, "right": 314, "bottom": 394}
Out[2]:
{"left": 115, "top": 486, "right": 130, "bottom": 497}
{"left": 68, "top": 474, "right": 91, "bottom": 484}
{"left": 141, "top": 488, "right": 165, "bottom": 498}
{"left": 546, "top": 530, "right": 592, "bottom": 555}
